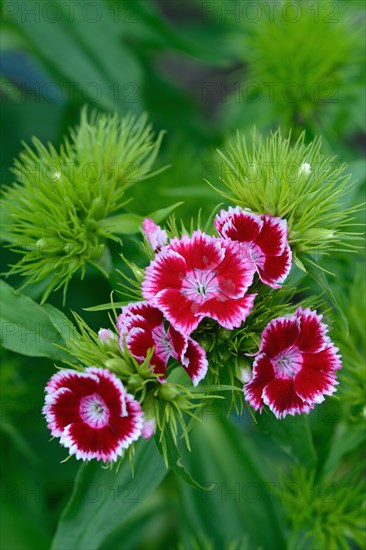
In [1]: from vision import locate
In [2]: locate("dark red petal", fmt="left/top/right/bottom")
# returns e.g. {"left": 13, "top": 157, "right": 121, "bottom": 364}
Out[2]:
{"left": 45, "top": 370, "right": 99, "bottom": 396}
{"left": 125, "top": 327, "right": 155, "bottom": 361}
{"left": 180, "top": 339, "right": 208, "bottom": 386}
{"left": 86, "top": 367, "right": 127, "bottom": 417}
{"left": 120, "top": 301, "right": 164, "bottom": 330}
{"left": 260, "top": 316, "right": 301, "bottom": 357}
{"left": 199, "top": 293, "right": 256, "bottom": 330}
{"left": 59, "top": 395, "right": 143, "bottom": 462}
{"left": 168, "top": 231, "right": 225, "bottom": 272}
{"left": 214, "top": 207, "right": 237, "bottom": 234}
{"left": 215, "top": 241, "right": 255, "bottom": 298}
{"left": 151, "top": 288, "right": 203, "bottom": 335}
{"left": 262, "top": 378, "right": 313, "bottom": 419}
{"left": 168, "top": 325, "right": 188, "bottom": 362}
{"left": 244, "top": 354, "right": 275, "bottom": 411}
{"left": 44, "top": 388, "right": 80, "bottom": 437}
{"left": 255, "top": 215, "right": 288, "bottom": 256}
{"left": 217, "top": 209, "right": 263, "bottom": 243}
{"left": 257, "top": 244, "right": 292, "bottom": 288}
{"left": 142, "top": 250, "right": 187, "bottom": 298}
{"left": 295, "top": 363, "right": 338, "bottom": 405}
{"left": 150, "top": 353, "right": 167, "bottom": 378}
{"left": 125, "top": 326, "right": 166, "bottom": 376}
{"left": 294, "top": 307, "right": 329, "bottom": 353}
{"left": 301, "top": 346, "right": 342, "bottom": 372}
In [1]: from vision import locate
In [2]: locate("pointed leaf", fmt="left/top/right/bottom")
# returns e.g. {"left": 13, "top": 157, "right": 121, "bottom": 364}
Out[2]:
{"left": 0, "top": 281, "right": 72, "bottom": 361}
{"left": 51, "top": 439, "right": 167, "bottom": 550}
{"left": 154, "top": 431, "right": 208, "bottom": 492}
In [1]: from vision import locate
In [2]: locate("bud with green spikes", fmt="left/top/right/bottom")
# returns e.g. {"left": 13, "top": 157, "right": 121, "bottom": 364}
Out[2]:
{"left": 213, "top": 129, "right": 362, "bottom": 266}
{"left": 2, "top": 107, "right": 165, "bottom": 302}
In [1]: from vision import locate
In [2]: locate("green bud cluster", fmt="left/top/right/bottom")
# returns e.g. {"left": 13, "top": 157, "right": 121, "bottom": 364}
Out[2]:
{"left": 213, "top": 129, "right": 362, "bottom": 262}
{"left": 2, "top": 108, "right": 165, "bottom": 302}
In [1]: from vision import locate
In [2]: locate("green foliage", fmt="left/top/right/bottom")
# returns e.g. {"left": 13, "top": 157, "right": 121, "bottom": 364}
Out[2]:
{"left": 2, "top": 109, "right": 165, "bottom": 301}
{"left": 281, "top": 466, "right": 365, "bottom": 550}
{"left": 0, "top": 280, "right": 73, "bottom": 361}
{"left": 233, "top": 0, "right": 364, "bottom": 136}
{"left": 213, "top": 129, "right": 362, "bottom": 258}
{"left": 51, "top": 440, "right": 167, "bottom": 550}
{"left": 1, "top": 1, "right": 364, "bottom": 548}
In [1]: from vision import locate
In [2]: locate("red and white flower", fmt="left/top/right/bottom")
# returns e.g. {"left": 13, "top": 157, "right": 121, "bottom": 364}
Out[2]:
{"left": 142, "top": 218, "right": 168, "bottom": 252}
{"left": 244, "top": 307, "right": 342, "bottom": 418}
{"left": 43, "top": 367, "right": 143, "bottom": 462}
{"left": 214, "top": 206, "right": 292, "bottom": 289}
{"left": 142, "top": 230, "right": 256, "bottom": 335}
{"left": 117, "top": 301, "right": 208, "bottom": 386}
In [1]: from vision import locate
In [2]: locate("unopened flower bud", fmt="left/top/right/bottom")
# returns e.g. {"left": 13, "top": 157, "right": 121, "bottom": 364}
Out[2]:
{"left": 142, "top": 218, "right": 168, "bottom": 252}
{"left": 127, "top": 373, "right": 144, "bottom": 392}
{"left": 98, "top": 328, "right": 116, "bottom": 343}
{"left": 302, "top": 228, "right": 335, "bottom": 241}
{"left": 105, "top": 357, "right": 133, "bottom": 375}
{"left": 240, "top": 368, "right": 252, "bottom": 384}
{"left": 158, "top": 383, "right": 179, "bottom": 402}
{"left": 141, "top": 418, "right": 156, "bottom": 439}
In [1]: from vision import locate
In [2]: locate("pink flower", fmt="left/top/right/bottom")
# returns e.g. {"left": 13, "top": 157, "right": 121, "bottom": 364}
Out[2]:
{"left": 117, "top": 301, "right": 208, "bottom": 386}
{"left": 43, "top": 368, "right": 143, "bottom": 462}
{"left": 141, "top": 417, "right": 156, "bottom": 439}
{"left": 142, "top": 218, "right": 168, "bottom": 252}
{"left": 244, "top": 307, "right": 342, "bottom": 419}
{"left": 98, "top": 328, "right": 116, "bottom": 343}
{"left": 142, "top": 230, "right": 256, "bottom": 335}
{"left": 214, "top": 207, "right": 292, "bottom": 289}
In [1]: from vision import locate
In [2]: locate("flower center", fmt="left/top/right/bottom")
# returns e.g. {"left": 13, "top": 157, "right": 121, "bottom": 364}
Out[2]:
{"left": 247, "top": 243, "right": 264, "bottom": 269}
{"left": 273, "top": 347, "right": 302, "bottom": 379}
{"left": 79, "top": 393, "right": 110, "bottom": 429}
{"left": 181, "top": 268, "right": 219, "bottom": 303}
{"left": 152, "top": 325, "right": 172, "bottom": 362}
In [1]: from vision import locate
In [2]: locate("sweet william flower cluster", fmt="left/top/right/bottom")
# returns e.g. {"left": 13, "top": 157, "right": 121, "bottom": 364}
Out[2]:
{"left": 44, "top": 206, "right": 342, "bottom": 463}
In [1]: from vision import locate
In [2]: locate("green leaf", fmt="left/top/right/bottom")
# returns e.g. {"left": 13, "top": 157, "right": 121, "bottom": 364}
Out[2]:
{"left": 154, "top": 431, "right": 208, "bottom": 492}
{"left": 101, "top": 203, "right": 183, "bottom": 234}
{"left": 84, "top": 301, "right": 130, "bottom": 312}
{"left": 101, "top": 213, "right": 146, "bottom": 235}
{"left": 149, "top": 202, "right": 184, "bottom": 223}
{"left": 0, "top": 281, "right": 72, "bottom": 361}
{"left": 3, "top": 0, "right": 141, "bottom": 113}
{"left": 42, "top": 303, "right": 77, "bottom": 350}
{"left": 179, "top": 415, "right": 286, "bottom": 549}
{"left": 256, "top": 412, "right": 317, "bottom": 470}
{"left": 321, "top": 421, "right": 366, "bottom": 478}
{"left": 305, "top": 260, "right": 349, "bottom": 335}
{"left": 51, "top": 439, "right": 167, "bottom": 550}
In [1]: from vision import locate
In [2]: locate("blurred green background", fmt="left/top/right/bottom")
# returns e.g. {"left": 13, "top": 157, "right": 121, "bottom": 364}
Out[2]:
{"left": 1, "top": 1, "right": 365, "bottom": 549}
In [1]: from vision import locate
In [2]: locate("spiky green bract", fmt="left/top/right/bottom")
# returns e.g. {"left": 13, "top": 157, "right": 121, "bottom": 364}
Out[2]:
{"left": 239, "top": 0, "right": 363, "bottom": 132}
{"left": 213, "top": 130, "right": 362, "bottom": 261}
{"left": 2, "top": 108, "right": 165, "bottom": 302}
{"left": 280, "top": 467, "right": 365, "bottom": 550}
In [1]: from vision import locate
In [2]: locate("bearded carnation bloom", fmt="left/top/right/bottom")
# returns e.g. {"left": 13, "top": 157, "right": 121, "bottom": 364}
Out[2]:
{"left": 142, "top": 218, "right": 168, "bottom": 252}
{"left": 244, "top": 307, "right": 342, "bottom": 419}
{"left": 117, "top": 301, "right": 207, "bottom": 386}
{"left": 43, "top": 368, "right": 143, "bottom": 462}
{"left": 141, "top": 230, "right": 256, "bottom": 335}
{"left": 214, "top": 207, "right": 292, "bottom": 289}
